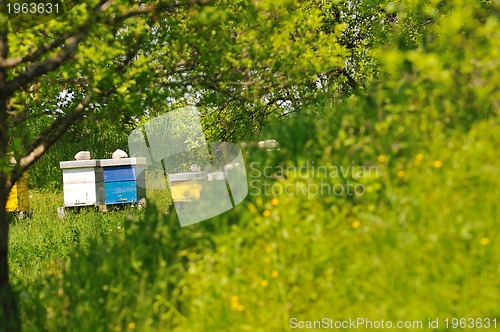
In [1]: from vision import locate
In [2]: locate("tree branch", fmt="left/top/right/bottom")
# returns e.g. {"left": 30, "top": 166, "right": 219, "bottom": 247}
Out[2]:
{"left": 8, "top": 32, "right": 146, "bottom": 186}
{"left": 7, "top": 92, "right": 93, "bottom": 189}
{"left": 325, "top": 67, "right": 361, "bottom": 90}
{"left": 2, "top": 0, "right": 116, "bottom": 94}
{"left": 0, "top": 0, "right": 212, "bottom": 70}
{"left": 341, "top": 69, "right": 361, "bottom": 90}
{"left": 107, "top": 0, "right": 213, "bottom": 24}
{"left": 4, "top": 32, "right": 87, "bottom": 95}
{"left": 0, "top": 33, "right": 76, "bottom": 69}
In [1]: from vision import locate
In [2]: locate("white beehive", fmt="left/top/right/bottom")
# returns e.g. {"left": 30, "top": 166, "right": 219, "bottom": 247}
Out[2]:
{"left": 60, "top": 160, "right": 104, "bottom": 207}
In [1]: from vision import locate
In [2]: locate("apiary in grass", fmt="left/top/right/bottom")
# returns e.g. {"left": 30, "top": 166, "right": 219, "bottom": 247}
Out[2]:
{"left": 60, "top": 160, "right": 104, "bottom": 207}
{"left": 6, "top": 172, "right": 29, "bottom": 213}
{"left": 99, "top": 158, "right": 146, "bottom": 205}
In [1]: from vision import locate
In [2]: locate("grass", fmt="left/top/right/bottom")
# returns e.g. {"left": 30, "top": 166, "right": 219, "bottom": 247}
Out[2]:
{"left": 7, "top": 112, "right": 499, "bottom": 331}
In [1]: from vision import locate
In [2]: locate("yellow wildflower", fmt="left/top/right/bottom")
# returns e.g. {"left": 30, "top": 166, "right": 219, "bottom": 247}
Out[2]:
{"left": 271, "top": 271, "right": 279, "bottom": 278}
{"left": 396, "top": 170, "right": 406, "bottom": 178}
{"left": 231, "top": 296, "right": 244, "bottom": 311}
{"left": 127, "top": 322, "right": 136, "bottom": 330}
{"left": 433, "top": 160, "right": 443, "bottom": 168}
{"left": 480, "top": 238, "right": 490, "bottom": 246}
{"left": 260, "top": 280, "right": 269, "bottom": 287}
{"left": 377, "top": 155, "right": 387, "bottom": 163}
{"left": 271, "top": 197, "right": 279, "bottom": 206}
{"left": 415, "top": 153, "right": 424, "bottom": 161}
{"left": 263, "top": 210, "right": 271, "bottom": 217}
{"left": 352, "top": 220, "right": 361, "bottom": 228}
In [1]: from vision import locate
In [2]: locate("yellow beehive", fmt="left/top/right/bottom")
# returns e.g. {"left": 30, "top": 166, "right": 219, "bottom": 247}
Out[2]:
{"left": 168, "top": 172, "right": 204, "bottom": 203}
{"left": 170, "top": 181, "right": 203, "bottom": 202}
{"left": 6, "top": 172, "right": 29, "bottom": 213}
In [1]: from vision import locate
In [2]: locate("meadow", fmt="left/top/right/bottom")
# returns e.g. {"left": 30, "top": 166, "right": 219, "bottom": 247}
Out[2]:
{"left": 8, "top": 100, "right": 499, "bottom": 330}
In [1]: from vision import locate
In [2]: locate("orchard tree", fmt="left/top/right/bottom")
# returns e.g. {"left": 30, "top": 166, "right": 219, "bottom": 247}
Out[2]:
{"left": 0, "top": 0, "right": 384, "bottom": 328}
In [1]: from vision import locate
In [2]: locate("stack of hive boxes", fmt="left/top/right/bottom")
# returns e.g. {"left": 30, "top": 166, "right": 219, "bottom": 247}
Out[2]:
{"left": 60, "top": 157, "right": 145, "bottom": 208}
{"left": 60, "top": 160, "right": 104, "bottom": 207}
{"left": 6, "top": 172, "right": 29, "bottom": 213}
{"left": 100, "top": 158, "right": 146, "bottom": 205}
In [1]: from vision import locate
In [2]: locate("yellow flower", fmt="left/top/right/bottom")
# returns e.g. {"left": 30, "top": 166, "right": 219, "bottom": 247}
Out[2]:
{"left": 271, "top": 270, "right": 279, "bottom": 278}
{"left": 260, "top": 280, "right": 269, "bottom": 287}
{"left": 265, "top": 244, "right": 273, "bottom": 253}
{"left": 263, "top": 210, "right": 271, "bottom": 217}
{"left": 127, "top": 322, "right": 136, "bottom": 330}
{"left": 377, "top": 155, "right": 387, "bottom": 163}
{"left": 352, "top": 220, "right": 361, "bottom": 228}
{"left": 433, "top": 160, "right": 443, "bottom": 168}
{"left": 415, "top": 153, "right": 424, "bottom": 161}
{"left": 480, "top": 238, "right": 490, "bottom": 246}
{"left": 396, "top": 170, "right": 406, "bottom": 178}
{"left": 271, "top": 197, "right": 279, "bottom": 206}
{"left": 263, "top": 257, "right": 271, "bottom": 264}
{"left": 231, "top": 296, "right": 244, "bottom": 311}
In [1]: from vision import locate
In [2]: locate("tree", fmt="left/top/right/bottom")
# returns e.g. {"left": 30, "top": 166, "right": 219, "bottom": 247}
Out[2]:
{"left": 0, "top": 0, "right": 380, "bottom": 329}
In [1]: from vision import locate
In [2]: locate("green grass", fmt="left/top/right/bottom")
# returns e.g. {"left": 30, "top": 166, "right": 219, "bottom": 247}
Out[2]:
{"left": 9, "top": 190, "right": 130, "bottom": 284}
{"left": 8, "top": 114, "right": 499, "bottom": 331}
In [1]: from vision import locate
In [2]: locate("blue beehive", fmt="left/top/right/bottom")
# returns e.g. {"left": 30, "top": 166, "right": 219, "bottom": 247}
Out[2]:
{"left": 99, "top": 158, "right": 146, "bottom": 205}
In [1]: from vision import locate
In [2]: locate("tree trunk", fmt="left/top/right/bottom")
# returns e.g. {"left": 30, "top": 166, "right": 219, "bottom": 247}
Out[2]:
{"left": 0, "top": 184, "right": 21, "bottom": 331}
{"left": 0, "top": 20, "right": 21, "bottom": 329}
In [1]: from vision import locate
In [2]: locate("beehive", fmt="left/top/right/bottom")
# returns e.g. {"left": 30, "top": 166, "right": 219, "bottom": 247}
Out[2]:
{"left": 99, "top": 158, "right": 146, "bottom": 205}
{"left": 6, "top": 172, "right": 29, "bottom": 213}
{"left": 60, "top": 160, "right": 104, "bottom": 207}
{"left": 167, "top": 172, "right": 205, "bottom": 202}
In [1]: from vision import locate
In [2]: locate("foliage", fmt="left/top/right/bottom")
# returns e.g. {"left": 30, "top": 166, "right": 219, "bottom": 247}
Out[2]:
{"left": 5, "top": 0, "right": 393, "bottom": 189}
{"left": 5, "top": 0, "right": 360, "bottom": 168}
{"left": 28, "top": 121, "right": 129, "bottom": 189}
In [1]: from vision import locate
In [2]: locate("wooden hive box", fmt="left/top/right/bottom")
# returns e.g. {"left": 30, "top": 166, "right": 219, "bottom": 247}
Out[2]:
{"left": 99, "top": 158, "right": 146, "bottom": 205}
{"left": 6, "top": 172, "right": 29, "bottom": 213}
{"left": 60, "top": 160, "right": 104, "bottom": 207}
